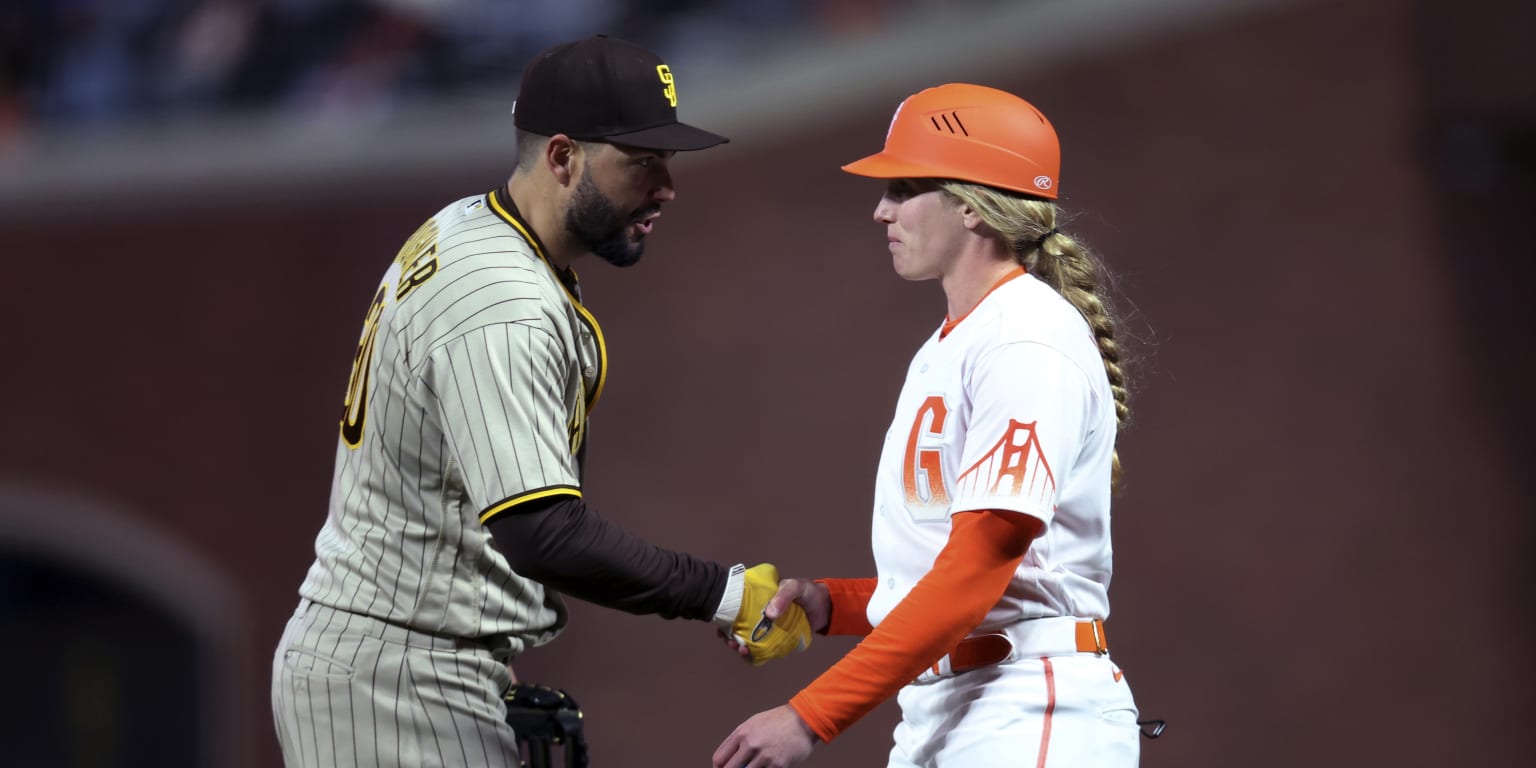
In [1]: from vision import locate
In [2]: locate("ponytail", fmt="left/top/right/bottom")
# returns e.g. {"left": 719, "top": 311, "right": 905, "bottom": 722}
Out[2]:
{"left": 940, "top": 182, "right": 1132, "bottom": 489}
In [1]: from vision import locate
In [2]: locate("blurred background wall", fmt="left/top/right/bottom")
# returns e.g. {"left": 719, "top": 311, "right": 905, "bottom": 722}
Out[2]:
{"left": 2, "top": 0, "right": 1532, "bottom": 766}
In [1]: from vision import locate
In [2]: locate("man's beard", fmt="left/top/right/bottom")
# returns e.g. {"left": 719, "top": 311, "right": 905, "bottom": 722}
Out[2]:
{"left": 565, "top": 172, "right": 655, "bottom": 268}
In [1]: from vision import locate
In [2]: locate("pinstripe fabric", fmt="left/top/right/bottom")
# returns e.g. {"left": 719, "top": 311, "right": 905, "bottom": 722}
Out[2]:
{"left": 276, "top": 190, "right": 605, "bottom": 765}
{"left": 273, "top": 600, "right": 521, "bottom": 768}
{"left": 299, "top": 188, "right": 596, "bottom": 643}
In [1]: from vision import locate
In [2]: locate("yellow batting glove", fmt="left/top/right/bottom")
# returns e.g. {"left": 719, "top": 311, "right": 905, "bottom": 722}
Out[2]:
{"left": 715, "top": 563, "right": 812, "bottom": 666}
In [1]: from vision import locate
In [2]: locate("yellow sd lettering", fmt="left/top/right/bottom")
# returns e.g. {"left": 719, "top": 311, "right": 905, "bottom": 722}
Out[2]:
{"left": 656, "top": 65, "right": 677, "bottom": 107}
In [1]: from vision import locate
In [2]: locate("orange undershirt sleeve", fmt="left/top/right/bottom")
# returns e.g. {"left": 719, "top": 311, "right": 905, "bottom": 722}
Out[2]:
{"left": 788, "top": 509, "right": 1041, "bottom": 744}
{"left": 815, "top": 578, "right": 878, "bottom": 636}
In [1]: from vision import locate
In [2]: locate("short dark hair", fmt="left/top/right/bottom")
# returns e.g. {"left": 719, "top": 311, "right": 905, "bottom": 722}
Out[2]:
{"left": 514, "top": 129, "right": 607, "bottom": 173}
{"left": 514, "top": 129, "right": 547, "bottom": 172}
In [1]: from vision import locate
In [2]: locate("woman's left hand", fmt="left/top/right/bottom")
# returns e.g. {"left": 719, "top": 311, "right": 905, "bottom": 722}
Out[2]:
{"left": 712, "top": 704, "right": 817, "bottom": 768}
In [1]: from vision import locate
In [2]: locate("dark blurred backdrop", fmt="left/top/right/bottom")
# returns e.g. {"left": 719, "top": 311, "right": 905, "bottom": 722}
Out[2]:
{"left": 2, "top": 0, "right": 1532, "bottom": 766}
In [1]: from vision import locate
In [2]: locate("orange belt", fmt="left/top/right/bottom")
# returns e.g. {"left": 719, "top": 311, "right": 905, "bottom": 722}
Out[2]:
{"left": 940, "top": 618, "right": 1109, "bottom": 676}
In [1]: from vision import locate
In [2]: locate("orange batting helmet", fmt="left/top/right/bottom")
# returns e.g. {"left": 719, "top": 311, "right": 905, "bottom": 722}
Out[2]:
{"left": 842, "top": 83, "right": 1061, "bottom": 199}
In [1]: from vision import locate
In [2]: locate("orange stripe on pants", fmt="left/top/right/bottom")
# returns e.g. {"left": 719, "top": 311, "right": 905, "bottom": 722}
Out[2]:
{"left": 1035, "top": 658, "right": 1057, "bottom": 768}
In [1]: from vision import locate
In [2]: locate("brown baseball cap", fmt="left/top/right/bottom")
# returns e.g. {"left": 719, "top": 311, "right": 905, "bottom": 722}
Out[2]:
{"left": 513, "top": 35, "right": 728, "bottom": 151}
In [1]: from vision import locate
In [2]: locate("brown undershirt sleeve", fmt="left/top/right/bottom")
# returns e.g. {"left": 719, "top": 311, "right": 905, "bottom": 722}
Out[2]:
{"left": 486, "top": 496, "right": 727, "bottom": 621}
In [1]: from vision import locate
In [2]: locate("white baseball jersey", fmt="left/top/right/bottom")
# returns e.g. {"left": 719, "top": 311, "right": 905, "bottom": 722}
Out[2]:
{"left": 295, "top": 187, "right": 606, "bottom": 653}
{"left": 866, "top": 269, "right": 1117, "bottom": 630}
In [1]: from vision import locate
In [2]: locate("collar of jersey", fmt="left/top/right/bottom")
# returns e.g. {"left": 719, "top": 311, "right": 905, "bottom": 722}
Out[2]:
{"left": 488, "top": 186, "right": 583, "bottom": 297}
{"left": 940, "top": 266, "right": 1027, "bottom": 339}
{"left": 487, "top": 186, "right": 610, "bottom": 413}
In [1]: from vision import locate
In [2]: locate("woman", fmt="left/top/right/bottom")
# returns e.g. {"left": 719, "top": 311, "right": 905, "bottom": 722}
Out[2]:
{"left": 713, "top": 83, "right": 1142, "bottom": 768}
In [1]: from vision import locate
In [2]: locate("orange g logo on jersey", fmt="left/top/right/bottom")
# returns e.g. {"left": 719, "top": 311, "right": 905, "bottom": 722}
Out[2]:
{"left": 902, "top": 395, "right": 951, "bottom": 510}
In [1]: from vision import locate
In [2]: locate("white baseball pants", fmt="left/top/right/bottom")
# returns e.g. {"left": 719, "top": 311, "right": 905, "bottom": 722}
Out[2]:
{"left": 889, "top": 654, "right": 1140, "bottom": 767}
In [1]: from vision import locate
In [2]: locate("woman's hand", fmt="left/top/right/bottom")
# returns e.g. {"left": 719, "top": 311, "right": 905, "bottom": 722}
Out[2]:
{"left": 712, "top": 704, "right": 817, "bottom": 768}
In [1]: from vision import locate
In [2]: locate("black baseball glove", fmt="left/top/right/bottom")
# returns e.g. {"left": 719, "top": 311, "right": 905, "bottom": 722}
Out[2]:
{"left": 504, "top": 683, "right": 588, "bottom": 768}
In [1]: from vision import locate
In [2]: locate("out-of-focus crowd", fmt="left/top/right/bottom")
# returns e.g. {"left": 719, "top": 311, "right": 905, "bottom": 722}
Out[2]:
{"left": 0, "top": 0, "right": 907, "bottom": 146}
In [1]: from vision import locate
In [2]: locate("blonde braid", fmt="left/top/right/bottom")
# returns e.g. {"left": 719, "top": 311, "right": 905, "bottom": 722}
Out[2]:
{"left": 940, "top": 182, "right": 1131, "bottom": 489}
{"left": 1034, "top": 229, "right": 1130, "bottom": 488}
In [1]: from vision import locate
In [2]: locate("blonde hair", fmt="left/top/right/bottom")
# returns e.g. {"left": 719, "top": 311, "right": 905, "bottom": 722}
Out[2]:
{"left": 940, "top": 181, "right": 1131, "bottom": 489}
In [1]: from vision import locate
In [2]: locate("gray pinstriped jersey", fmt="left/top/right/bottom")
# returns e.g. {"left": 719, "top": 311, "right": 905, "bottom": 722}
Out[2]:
{"left": 297, "top": 188, "right": 606, "bottom": 654}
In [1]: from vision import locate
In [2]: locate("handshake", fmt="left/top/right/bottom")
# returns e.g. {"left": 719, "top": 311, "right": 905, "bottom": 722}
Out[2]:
{"left": 713, "top": 563, "right": 814, "bottom": 666}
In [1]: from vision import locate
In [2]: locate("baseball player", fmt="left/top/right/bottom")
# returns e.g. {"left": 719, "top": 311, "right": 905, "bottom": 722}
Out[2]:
{"left": 271, "top": 35, "right": 808, "bottom": 768}
{"left": 713, "top": 83, "right": 1141, "bottom": 768}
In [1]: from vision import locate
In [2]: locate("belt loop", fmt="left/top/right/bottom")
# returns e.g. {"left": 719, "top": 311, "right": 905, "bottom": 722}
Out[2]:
{"left": 1091, "top": 618, "right": 1107, "bottom": 654}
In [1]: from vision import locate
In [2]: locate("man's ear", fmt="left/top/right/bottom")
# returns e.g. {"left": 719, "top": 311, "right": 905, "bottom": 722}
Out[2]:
{"left": 546, "top": 134, "right": 578, "bottom": 186}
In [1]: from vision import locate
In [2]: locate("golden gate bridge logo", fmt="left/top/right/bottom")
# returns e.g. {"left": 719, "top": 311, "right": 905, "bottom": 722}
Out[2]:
{"left": 955, "top": 419, "right": 1055, "bottom": 504}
